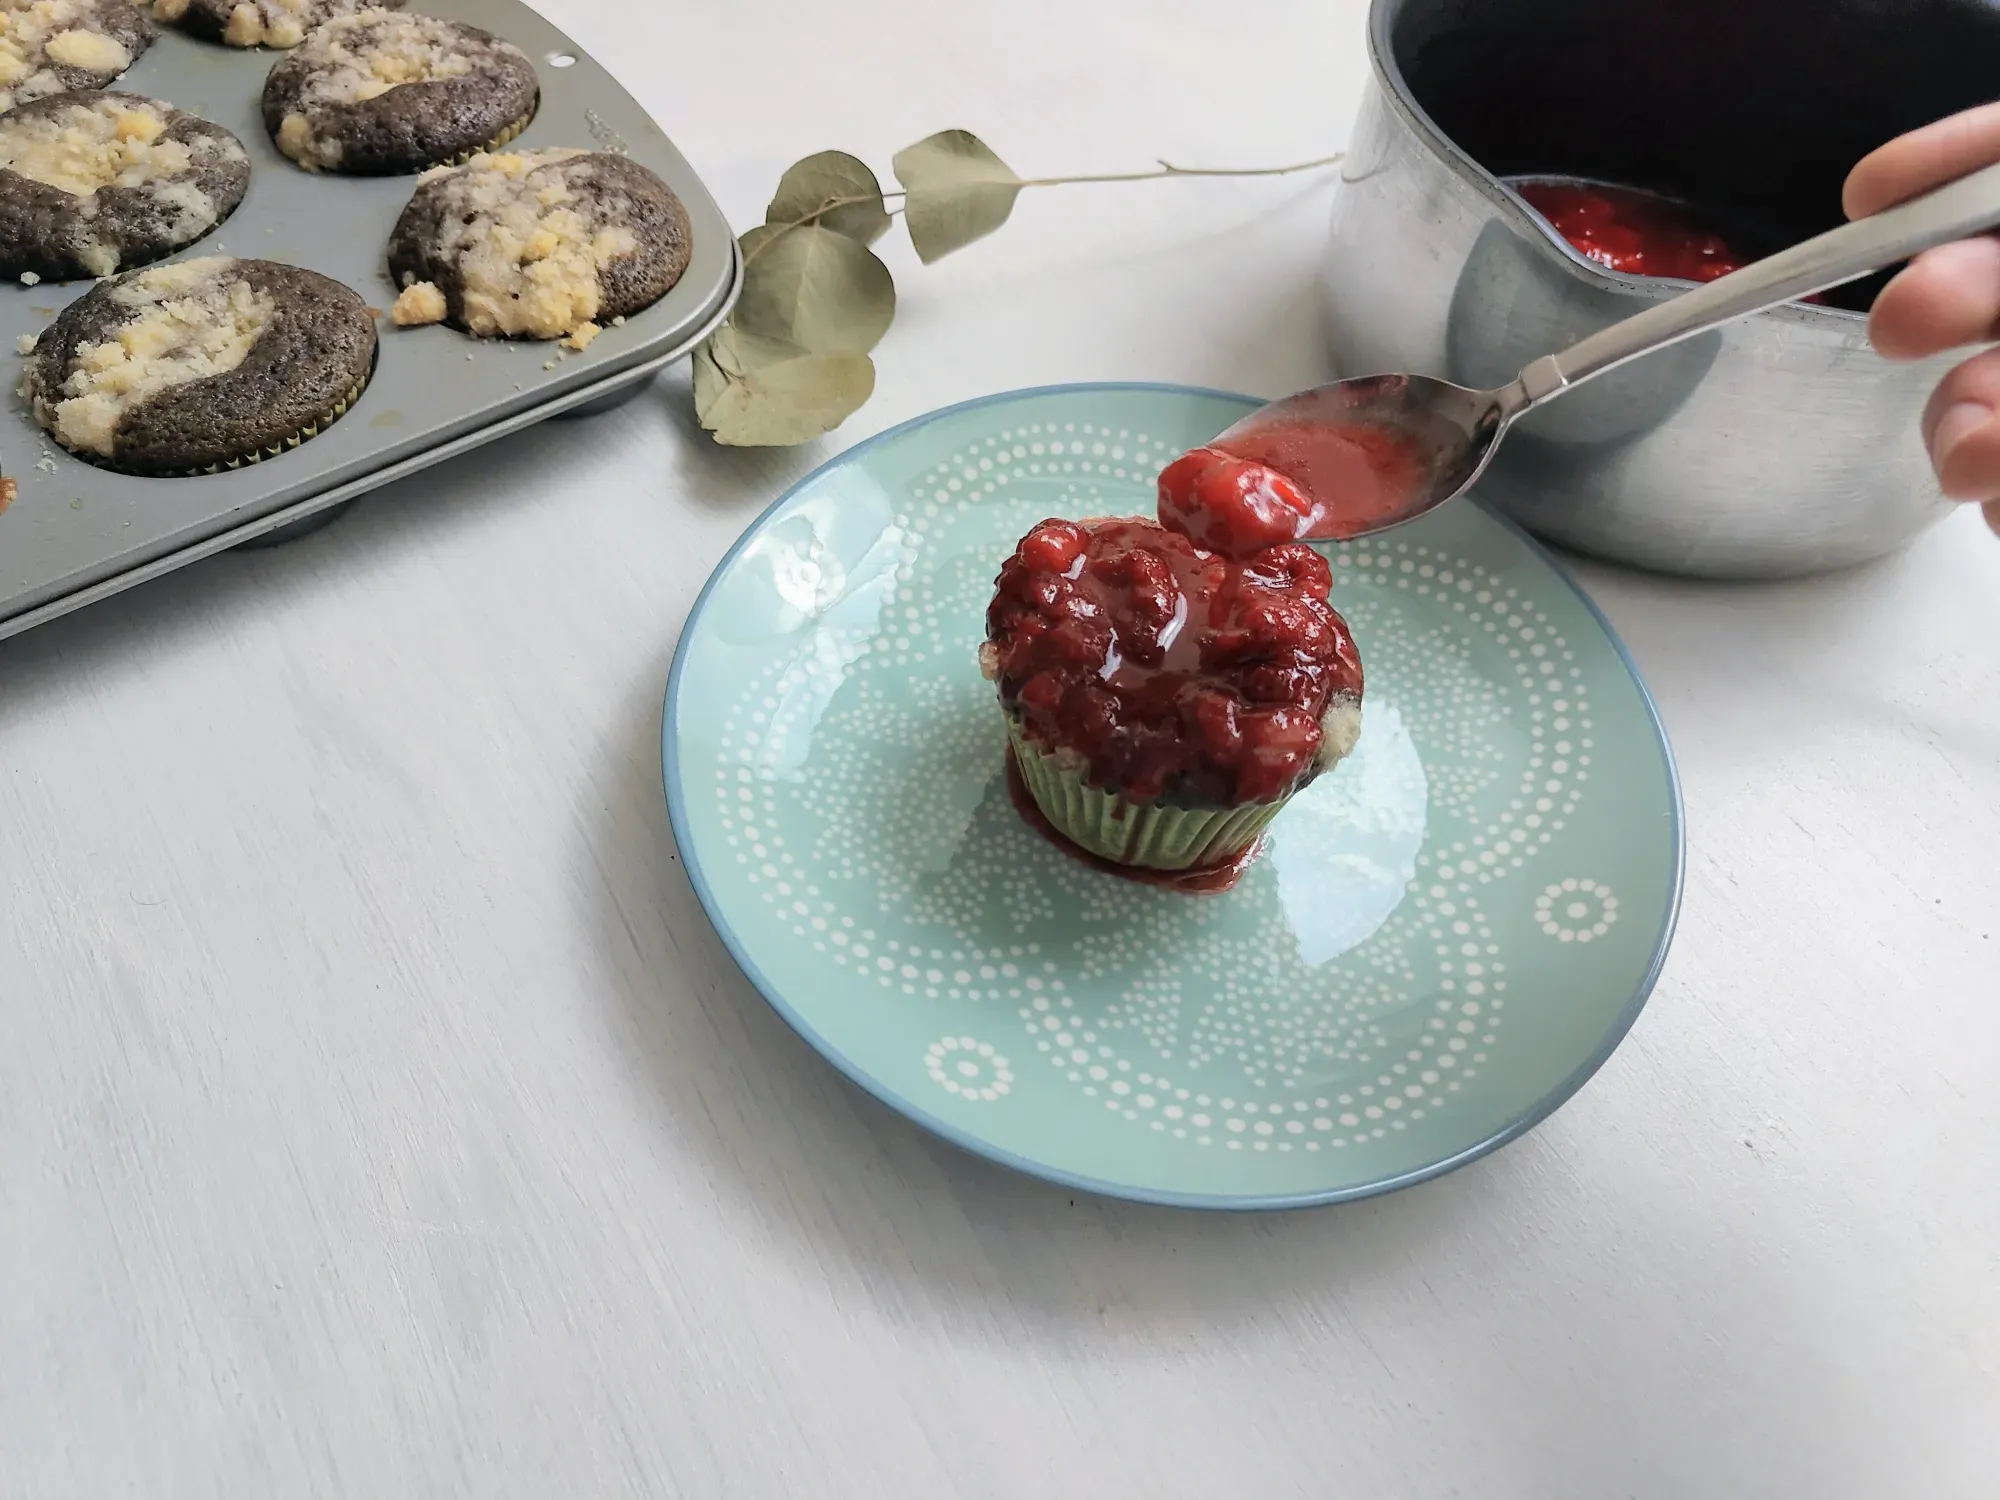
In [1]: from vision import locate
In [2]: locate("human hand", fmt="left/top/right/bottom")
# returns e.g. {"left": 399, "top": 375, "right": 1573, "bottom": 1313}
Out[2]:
{"left": 1846, "top": 103, "right": 2000, "bottom": 535}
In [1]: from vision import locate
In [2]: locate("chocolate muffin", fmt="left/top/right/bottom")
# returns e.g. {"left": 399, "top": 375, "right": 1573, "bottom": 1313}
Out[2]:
{"left": 0, "top": 92, "right": 251, "bottom": 282}
{"left": 386, "top": 148, "right": 691, "bottom": 348}
{"left": 263, "top": 11, "right": 538, "bottom": 175}
{"left": 145, "top": 0, "right": 401, "bottom": 50}
{"left": 27, "top": 256, "right": 377, "bottom": 474}
{"left": 0, "top": 0, "right": 156, "bottom": 112}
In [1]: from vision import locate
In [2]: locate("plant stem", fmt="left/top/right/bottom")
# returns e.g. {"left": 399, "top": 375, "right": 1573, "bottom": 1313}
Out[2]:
{"left": 1017, "top": 151, "right": 1345, "bottom": 189}
{"left": 744, "top": 194, "right": 908, "bottom": 266}
{"left": 743, "top": 152, "right": 1344, "bottom": 266}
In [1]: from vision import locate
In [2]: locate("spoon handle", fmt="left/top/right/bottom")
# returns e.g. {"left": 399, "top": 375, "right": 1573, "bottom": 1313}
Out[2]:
{"left": 1514, "top": 159, "right": 2000, "bottom": 406}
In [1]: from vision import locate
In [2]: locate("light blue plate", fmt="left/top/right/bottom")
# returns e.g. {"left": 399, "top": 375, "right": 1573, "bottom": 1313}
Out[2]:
{"left": 665, "top": 384, "right": 1683, "bottom": 1209}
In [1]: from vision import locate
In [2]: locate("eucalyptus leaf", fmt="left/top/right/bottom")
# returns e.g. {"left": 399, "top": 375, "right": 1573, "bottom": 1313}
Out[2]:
{"left": 892, "top": 130, "right": 1024, "bottom": 263}
{"left": 695, "top": 336, "right": 877, "bottom": 447}
{"left": 695, "top": 323, "right": 806, "bottom": 421}
{"left": 735, "top": 223, "right": 895, "bottom": 355}
{"left": 705, "top": 322, "right": 812, "bottom": 380}
{"left": 691, "top": 336, "right": 732, "bottom": 421}
{"left": 765, "top": 150, "right": 892, "bottom": 245}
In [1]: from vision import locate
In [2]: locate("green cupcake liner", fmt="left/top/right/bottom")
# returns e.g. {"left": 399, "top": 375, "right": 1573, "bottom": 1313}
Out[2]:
{"left": 1005, "top": 716, "right": 1288, "bottom": 871}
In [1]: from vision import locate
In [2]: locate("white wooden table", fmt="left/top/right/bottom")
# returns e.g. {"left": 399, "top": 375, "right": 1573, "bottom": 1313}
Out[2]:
{"left": 3, "top": 3, "right": 1995, "bottom": 1495}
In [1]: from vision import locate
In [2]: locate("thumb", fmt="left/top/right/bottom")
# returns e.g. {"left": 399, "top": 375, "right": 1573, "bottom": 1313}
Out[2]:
{"left": 1986, "top": 500, "right": 2000, "bottom": 536}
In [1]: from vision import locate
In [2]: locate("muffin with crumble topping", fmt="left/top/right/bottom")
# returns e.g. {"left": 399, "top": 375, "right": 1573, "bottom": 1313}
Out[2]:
{"left": 0, "top": 91, "right": 251, "bottom": 282}
{"left": 26, "top": 255, "right": 376, "bottom": 474}
{"left": 146, "top": 0, "right": 402, "bottom": 51}
{"left": 262, "top": 10, "right": 539, "bottom": 174}
{"left": 0, "top": 0, "right": 156, "bottom": 112}
{"left": 384, "top": 147, "right": 690, "bottom": 350}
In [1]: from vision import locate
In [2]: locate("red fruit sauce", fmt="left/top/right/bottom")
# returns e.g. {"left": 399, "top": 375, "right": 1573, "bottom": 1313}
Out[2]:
{"left": 1003, "top": 747, "right": 1263, "bottom": 894}
{"left": 1517, "top": 180, "right": 1747, "bottom": 283}
{"left": 1516, "top": 179, "right": 1830, "bottom": 309}
{"left": 985, "top": 517, "right": 1362, "bottom": 809}
{"left": 1160, "top": 422, "right": 1429, "bottom": 549}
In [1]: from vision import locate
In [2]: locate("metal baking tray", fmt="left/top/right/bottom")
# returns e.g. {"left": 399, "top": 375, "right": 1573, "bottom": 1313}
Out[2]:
{"left": 0, "top": 0, "right": 738, "bottom": 641}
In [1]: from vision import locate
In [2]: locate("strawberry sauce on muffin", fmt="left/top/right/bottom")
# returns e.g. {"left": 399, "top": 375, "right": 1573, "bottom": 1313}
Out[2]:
{"left": 983, "top": 515, "right": 1362, "bottom": 887}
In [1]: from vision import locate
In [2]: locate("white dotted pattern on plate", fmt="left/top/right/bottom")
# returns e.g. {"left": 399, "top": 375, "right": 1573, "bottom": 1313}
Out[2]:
{"left": 710, "top": 421, "right": 1607, "bottom": 1155}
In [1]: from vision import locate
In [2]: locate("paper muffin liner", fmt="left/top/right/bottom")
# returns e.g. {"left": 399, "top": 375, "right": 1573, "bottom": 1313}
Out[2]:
{"left": 50, "top": 369, "right": 373, "bottom": 477}
{"left": 1004, "top": 715, "right": 1289, "bottom": 872}
{"left": 195, "top": 370, "right": 371, "bottom": 474}
{"left": 443, "top": 108, "right": 537, "bottom": 168}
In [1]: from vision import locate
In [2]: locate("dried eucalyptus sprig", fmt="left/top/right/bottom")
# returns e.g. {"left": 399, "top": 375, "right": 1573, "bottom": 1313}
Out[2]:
{"left": 693, "top": 131, "right": 1343, "bottom": 446}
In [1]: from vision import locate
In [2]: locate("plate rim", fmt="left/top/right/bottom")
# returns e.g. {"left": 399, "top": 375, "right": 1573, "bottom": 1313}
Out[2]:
{"left": 663, "top": 381, "right": 1686, "bottom": 1212}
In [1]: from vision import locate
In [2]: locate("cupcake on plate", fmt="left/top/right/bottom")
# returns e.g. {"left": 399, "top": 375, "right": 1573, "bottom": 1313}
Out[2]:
{"left": 0, "top": 0, "right": 157, "bottom": 113}
{"left": 263, "top": 10, "right": 539, "bottom": 174}
{"left": 146, "top": 0, "right": 401, "bottom": 50}
{"left": 27, "top": 255, "right": 376, "bottom": 474}
{"left": 982, "top": 516, "right": 1363, "bottom": 874}
{"left": 385, "top": 148, "right": 690, "bottom": 350}
{"left": 0, "top": 92, "right": 251, "bottom": 282}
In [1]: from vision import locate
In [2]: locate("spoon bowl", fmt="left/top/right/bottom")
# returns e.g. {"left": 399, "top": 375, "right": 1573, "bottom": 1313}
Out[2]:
{"left": 1214, "top": 373, "right": 1512, "bottom": 538}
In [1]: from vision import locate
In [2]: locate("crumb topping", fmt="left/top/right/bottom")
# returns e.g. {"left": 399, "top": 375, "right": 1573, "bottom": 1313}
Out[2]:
{"left": 38, "top": 257, "right": 274, "bottom": 456}
{"left": 152, "top": 0, "right": 380, "bottom": 50}
{"left": 1318, "top": 695, "right": 1363, "bottom": 769}
{"left": 295, "top": 11, "right": 474, "bottom": 104}
{"left": 410, "top": 150, "right": 639, "bottom": 341}
{"left": 0, "top": 0, "right": 137, "bottom": 110}
{"left": 43, "top": 22, "right": 122, "bottom": 70}
{"left": 0, "top": 95, "right": 190, "bottom": 196}
{"left": 0, "top": 94, "right": 239, "bottom": 274}
{"left": 388, "top": 278, "right": 444, "bottom": 326}
{"left": 226, "top": 0, "right": 309, "bottom": 49}
{"left": 274, "top": 10, "right": 497, "bottom": 170}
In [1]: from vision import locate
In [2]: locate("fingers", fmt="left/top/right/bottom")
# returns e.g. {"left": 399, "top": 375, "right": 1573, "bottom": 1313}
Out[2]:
{"left": 1848, "top": 107, "right": 2000, "bottom": 533}
{"left": 1869, "top": 236, "right": 2000, "bottom": 359}
{"left": 1845, "top": 101, "right": 2000, "bottom": 218}
{"left": 1920, "top": 347, "right": 2000, "bottom": 499}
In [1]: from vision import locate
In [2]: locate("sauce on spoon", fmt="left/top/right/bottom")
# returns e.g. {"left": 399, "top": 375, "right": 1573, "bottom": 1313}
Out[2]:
{"left": 1157, "top": 419, "right": 1428, "bottom": 553}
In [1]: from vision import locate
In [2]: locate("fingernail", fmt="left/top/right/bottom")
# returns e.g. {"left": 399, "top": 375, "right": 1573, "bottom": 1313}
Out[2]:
{"left": 1930, "top": 400, "right": 1991, "bottom": 469}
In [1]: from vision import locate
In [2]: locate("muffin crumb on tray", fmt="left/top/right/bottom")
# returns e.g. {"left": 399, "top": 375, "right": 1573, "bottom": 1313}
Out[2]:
{"left": 388, "top": 277, "right": 444, "bottom": 326}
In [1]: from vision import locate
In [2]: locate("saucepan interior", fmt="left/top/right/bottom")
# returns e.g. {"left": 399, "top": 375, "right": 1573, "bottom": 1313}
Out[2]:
{"left": 1375, "top": 0, "right": 2000, "bottom": 315}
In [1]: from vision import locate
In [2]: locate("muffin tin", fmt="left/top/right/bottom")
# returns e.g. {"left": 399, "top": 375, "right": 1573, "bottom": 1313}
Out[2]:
{"left": 0, "top": 0, "right": 739, "bottom": 641}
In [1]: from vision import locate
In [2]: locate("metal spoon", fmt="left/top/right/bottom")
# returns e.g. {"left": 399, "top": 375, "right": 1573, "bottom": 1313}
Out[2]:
{"left": 1215, "top": 160, "right": 2000, "bottom": 540}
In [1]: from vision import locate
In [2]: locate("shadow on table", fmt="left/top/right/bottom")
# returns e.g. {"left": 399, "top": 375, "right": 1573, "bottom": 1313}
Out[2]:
{"left": 580, "top": 653, "right": 1873, "bottom": 1495}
